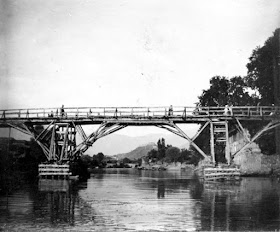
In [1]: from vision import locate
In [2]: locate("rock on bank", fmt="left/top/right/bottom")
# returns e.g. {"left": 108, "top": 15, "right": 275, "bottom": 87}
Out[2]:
{"left": 233, "top": 142, "right": 280, "bottom": 176}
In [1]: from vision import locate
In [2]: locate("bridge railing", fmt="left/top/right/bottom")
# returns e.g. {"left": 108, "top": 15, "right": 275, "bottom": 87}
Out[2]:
{"left": 0, "top": 106, "right": 279, "bottom": 120}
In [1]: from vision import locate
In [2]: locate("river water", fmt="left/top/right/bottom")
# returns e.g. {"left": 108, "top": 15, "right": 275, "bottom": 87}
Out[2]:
{"left": 1, "top": 168, "right": 280, "bottom": 231}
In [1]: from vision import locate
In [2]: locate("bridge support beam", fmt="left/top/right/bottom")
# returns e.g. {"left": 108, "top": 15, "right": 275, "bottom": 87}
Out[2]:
{"left": 11, "top": 122, "right": 52, "bottom": 160}
{"left": 48, "top": 123, "right": 76, "bottom": 162}
{"left": 156, "top": 121, "right": 211, "bottom": 162}
{"left": 73, "top": 122, "right": 127, "bottom": 155}
{"left": 209, "top": 120, "right": 230, "bottom": 165}
{"left": 210, "top": 122, "right": 215, "bottom": 163}
{"left": 233, "top": 120, "right": 280, "bottom": 158}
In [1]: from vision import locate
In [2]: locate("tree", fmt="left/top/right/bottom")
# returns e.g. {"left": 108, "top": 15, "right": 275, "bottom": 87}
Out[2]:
{"left": 199, "top": 76, "right": 229, "bottom": 106}
{"left": 96, "top": 152, "right": 105, "bottom": 163}
{"left": 165, "top": 146, "right": 180, "bottom": 163}
{"left": 147, "top": 149, "right": 158, "bottom": 161}
{"left": 179, "top": 149, "right": 193, "bottom": 163}
{"left": 122, "top": 157, "right": 131, "bottom": 164}
{"left": 157, "top": 138, "right": 166, "bottom": 160}
{"left": 188, "top": 145, "right": 202, "bottom": 165}
{"left": 81, "top": 154, "right": 92, "bottom": 165}
{"left": 91, "top": 152, "right": 105, "bottom": 167}
{"left": 246, "top": 28, "right": 280, "bottom": 154}
{"left": 246, "top": 28, "right": 280, "bottom": 105}
{"left": 199, "top": 76, "right": 257, "bottom": 107}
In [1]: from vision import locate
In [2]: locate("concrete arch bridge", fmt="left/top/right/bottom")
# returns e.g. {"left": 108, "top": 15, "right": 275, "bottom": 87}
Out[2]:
{"left": 0, "top": 105, "right": 280, "bottom": 165}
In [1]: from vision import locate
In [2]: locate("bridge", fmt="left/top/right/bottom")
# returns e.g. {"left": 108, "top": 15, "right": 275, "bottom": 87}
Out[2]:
{"left": 1, "top": 105, "right": 280, "bottom": 165}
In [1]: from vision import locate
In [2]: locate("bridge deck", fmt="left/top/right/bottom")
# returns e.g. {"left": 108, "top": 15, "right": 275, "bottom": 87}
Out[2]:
{"left": 0, "top": 106, "right": 279, "bottom": 126}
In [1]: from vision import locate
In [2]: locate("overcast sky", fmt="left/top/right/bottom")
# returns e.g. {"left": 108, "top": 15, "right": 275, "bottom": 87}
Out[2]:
{"left": 0, "top": 0, "right": 280, "bottom": 137}
{"left": 1, "top": 0, "right": 280, "bottom": 110}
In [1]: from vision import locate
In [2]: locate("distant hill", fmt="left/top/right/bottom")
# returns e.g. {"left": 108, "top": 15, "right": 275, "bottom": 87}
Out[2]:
{"left": 113, "top": 142, "right": 157, "bottom": 160}
{"left": 87, "top": 133, "right": 191, "bottom": 156}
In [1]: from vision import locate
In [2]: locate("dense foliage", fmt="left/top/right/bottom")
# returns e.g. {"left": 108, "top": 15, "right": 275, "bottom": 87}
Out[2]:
{"left": 246, "top": 28, "right": 280, "bottom": 105}
{"left": 199, "top": 76, "right": 258, "bottom": 106}
{"left": 146, "top": 138, "right": 200, "bottom": 165}
{"left": 196, "top": 28, "right": 280, "bottom": 158}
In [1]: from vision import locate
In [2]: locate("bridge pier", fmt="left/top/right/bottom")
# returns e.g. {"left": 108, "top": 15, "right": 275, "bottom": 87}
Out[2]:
{"left": 210, "top": 121, "right": 230, "bottom": 165}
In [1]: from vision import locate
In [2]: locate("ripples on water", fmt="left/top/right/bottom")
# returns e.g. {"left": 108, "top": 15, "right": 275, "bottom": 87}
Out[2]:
{"left": 1, "top": 168, "right": 280, "bottom": 231}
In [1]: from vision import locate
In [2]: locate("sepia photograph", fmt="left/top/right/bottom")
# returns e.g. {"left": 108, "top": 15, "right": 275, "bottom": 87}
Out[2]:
{"left": 0, "top": 0, "right": 280, "bottom": 231}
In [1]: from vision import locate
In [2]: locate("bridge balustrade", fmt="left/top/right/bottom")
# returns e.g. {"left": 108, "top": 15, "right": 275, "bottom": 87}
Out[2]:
{"left": 0, "top": 106, "right": 279, "bottom": 120}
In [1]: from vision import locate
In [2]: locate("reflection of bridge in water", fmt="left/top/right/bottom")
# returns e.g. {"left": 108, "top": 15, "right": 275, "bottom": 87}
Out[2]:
{"left": 0, "top": 106, "right": 280, "bottom": 164}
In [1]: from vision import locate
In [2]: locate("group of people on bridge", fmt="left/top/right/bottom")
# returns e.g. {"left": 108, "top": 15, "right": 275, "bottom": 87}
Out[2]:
{"left": 43, "top": 103, "right": 279, "bottom": 119}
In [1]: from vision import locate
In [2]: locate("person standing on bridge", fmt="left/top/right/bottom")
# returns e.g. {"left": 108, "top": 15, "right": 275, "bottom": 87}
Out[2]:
{"left": 168, "top": 105, "right": 173, "bottom": 116}
{"left": 60, "top": 105, "right": 65, "bottom": 117}
{"left": 224, "top": 105, "right": 229, "bottom": 115}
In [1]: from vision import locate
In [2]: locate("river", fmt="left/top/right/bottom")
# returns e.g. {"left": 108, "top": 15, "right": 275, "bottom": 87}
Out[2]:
{"left": 1, "top": 168, "right": 280, "bottom": 231}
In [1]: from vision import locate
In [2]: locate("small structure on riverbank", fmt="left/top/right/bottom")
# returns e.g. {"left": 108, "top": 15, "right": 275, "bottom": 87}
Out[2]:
{"left": 203, "top": 167, "right": 241, "bottom": 181}
{"left": 195, "top": 159, "right": 241, "bottom": 181}
{"left": 38, "top": 163, "right": 72, "bottom": 179}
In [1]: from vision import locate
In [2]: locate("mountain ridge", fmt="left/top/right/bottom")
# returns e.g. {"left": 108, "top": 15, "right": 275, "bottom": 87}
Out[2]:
{"left": 113, "top": 142, "right": 157, "bottom": 160}
{"left": 88, "top": 133, "right": 191, "bottom": 156}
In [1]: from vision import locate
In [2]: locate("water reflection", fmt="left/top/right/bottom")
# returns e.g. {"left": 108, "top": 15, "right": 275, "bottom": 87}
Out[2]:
{"left": 38, "top": 179, "right": 76, "bottom": 226}
{"left": 0, "top": 180, "right": 95, "bottom": 231}
{"left": 157, "top": 180, "right": 165, "bottom": 198}
{"left": 39, "top": 179, "right": 70, "bottom": 192}
{"left": 1, "top": 169, "right": 280, "bottom": 231}
{"left": 200, "top": 178, "right": 280, "bottom": 231}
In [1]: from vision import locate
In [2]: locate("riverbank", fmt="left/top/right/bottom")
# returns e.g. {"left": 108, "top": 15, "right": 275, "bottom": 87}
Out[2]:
{"left": 138, "top": 161, "right": 195, "bottom": 171}
{"left": 194, "top": 143, "right": 280, "bottom": 177}
{"left": 137, "top": 143, "right": 280, "bottom": 177}
{"left": 233, "top": 142, "right": 280, "bottom": 176}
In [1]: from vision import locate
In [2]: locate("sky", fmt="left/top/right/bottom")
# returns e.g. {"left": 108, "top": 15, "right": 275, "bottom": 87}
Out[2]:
{"left": 0, "top": 0, "right": 280, "bottom": 137}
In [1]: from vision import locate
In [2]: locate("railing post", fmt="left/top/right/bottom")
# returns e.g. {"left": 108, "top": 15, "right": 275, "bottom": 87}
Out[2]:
{"left": 247, "top": 107, "right": 250, "bottom": 117}
{"left": 88, "top": 108, "right": 92, "bottom": 117}
{"left": 210, "top": 121, "right": 215, "bottom": 164}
